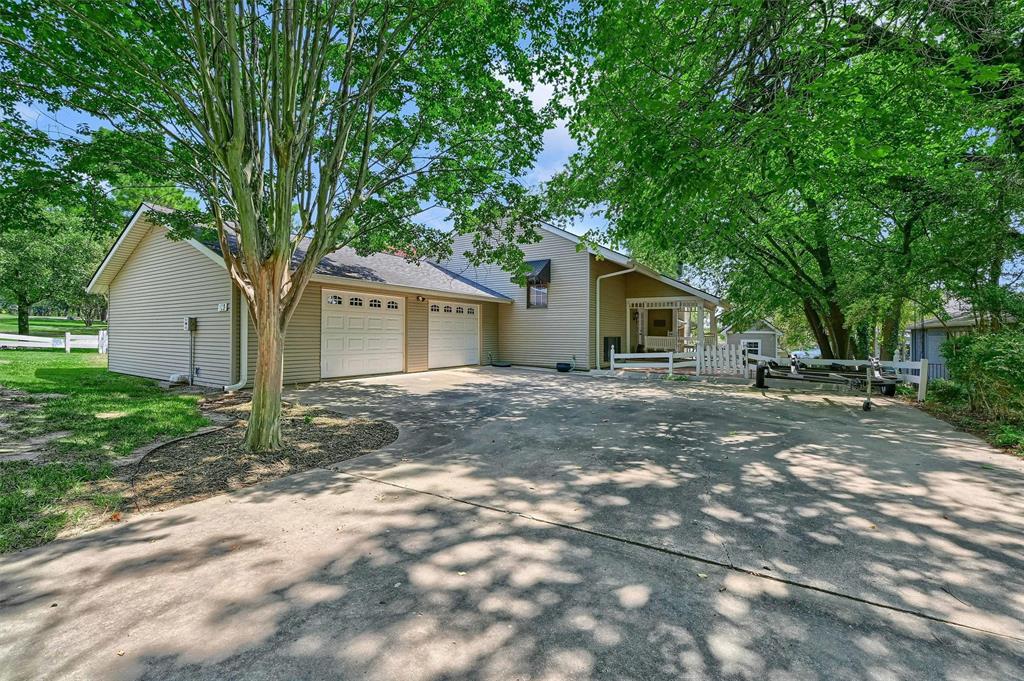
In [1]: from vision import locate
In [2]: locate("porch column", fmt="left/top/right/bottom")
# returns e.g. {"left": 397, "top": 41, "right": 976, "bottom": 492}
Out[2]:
{"left": 709, "top": 306, "right": 718, "bottom": 344}
{"left": 625, "top": 306, "right": 631, "bottom": 355}
{"left": 696, "top": 305, "right": 705, "bottom": 375}
{"left": 671, "top": 306, "right": 679, "bottom": 351}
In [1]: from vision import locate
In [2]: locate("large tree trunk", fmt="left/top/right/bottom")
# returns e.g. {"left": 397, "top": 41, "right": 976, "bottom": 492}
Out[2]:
{"left": 826, "top": 301, "right": 851, "bottom": 358}
{"left": 879, "top": 299, "right": 904, "bottom": 360}
{"left": 244, "top": 289, "right": 286, "bottom": 452}
{"left": 16, "top": 293, "right": 30, "bottom": 335}
{"left": 803, "top": 299, "right": 834, "bottom": 359}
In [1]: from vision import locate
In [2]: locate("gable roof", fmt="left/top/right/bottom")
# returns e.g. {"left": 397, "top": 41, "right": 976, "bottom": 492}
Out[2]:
{"left": 87, "top": 204, "right": 225, "bottom": 294}
{"left": 89, "top": 205, "right": 511, "bottom": 303}
{"left": 536, "top": 222, "right": 721, "bottom": 305}
{"left": 723, "top": 319, "right": 784, "bottom": 335}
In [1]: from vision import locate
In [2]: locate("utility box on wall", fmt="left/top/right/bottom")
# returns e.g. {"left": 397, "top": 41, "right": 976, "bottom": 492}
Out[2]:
{"left": 183, "top": 316, "right": 198, "bottom": 332}
{"left": 603, "top": 336, "right": 621, "bottom": 362}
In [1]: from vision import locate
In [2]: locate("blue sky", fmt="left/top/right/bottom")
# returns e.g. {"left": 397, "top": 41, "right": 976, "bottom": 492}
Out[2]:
{"left": 17, "top": 81, "right": 607, "bottom": 239}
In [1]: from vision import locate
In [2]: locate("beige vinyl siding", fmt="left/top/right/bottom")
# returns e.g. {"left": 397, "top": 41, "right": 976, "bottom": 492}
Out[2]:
{"left": 283, "top": 282, "right": 321, "bottom": 383}
{"left": 245, "top": 282, "right": 322, "bottom": 386}
{"left": 243, "top": 280, "right": 489, "bottom": 384}
{"left": 406, "top": 298, "right": 429, "bottom": 372}
{"left": 480, "top": 302, "right": 498, "bottom": 364}
{"left": 444, "top": 230, "right": 590, "bottom": 369}
{"left": 622, "top": 271, "right": 687, "bottom": 298}
{"left": 589, "top": 257, "right": 628, "bottom": 368}
{"left": 107, "top": 225, "right": 232, "bottom": 388}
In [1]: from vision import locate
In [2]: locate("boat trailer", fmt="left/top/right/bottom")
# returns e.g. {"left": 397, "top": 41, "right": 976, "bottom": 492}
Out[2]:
{"left": 754, "top": 357, "right": 900, "bottom": 411}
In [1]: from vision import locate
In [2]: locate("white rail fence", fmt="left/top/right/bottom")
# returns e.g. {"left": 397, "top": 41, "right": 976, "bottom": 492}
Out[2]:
{"left": 609, "top": 344, "right": 748, "bottom": 377}
{"left": 609, "top": 346, "right": 931, "bottom": 399}
{"left": 0, "top": 330, "right": 108, "bottom": 353}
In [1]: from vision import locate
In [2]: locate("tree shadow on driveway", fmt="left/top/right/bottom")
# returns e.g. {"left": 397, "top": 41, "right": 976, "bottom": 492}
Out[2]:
{"left": 2, "top": 368, "right": 1023, "bottom": 680}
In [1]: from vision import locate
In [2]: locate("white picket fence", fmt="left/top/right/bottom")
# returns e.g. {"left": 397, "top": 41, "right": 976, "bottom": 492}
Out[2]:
{"left": 697, "top": 343, "right": 747, "bottom": 376}
{"left": 0, "top": 330, "right": 108, "bottom": 353}
{"left": 609, "top": 344, "right": 748, "bottom": 377}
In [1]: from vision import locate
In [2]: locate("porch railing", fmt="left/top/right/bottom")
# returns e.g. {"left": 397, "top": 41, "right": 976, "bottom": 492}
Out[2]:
{"left": 609, "top": 344, "right": 748, "bottom": 377}
{"left": 638, "top": 334, "right": 720, "bottom": 353}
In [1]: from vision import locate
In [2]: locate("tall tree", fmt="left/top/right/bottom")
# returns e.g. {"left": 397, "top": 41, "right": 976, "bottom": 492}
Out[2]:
{"left": 2, "top": 1, "right": 554, "bottom": 450}
{"left": 548, "top": 0, "right": 1022, "bottom": 358}
{"left": 0, "top": 208, "right": 102, "bottom": 333}
{"left": 0, "top": 115, "right": 193, "bottom": 333}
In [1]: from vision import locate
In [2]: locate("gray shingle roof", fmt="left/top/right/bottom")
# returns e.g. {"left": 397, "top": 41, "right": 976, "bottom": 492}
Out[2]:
{"left": 209, "top": 230, "right": 510, "bottom": 302}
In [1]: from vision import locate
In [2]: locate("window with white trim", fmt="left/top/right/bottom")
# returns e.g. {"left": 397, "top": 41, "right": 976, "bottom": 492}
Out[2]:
{"left": 455, "top": 306, "right": 464, "bottom": 314}
{"left": 527, "top": 283, "right": 548, "bottom": 308}
{"left": 349, "top": 297, "right": 363, "bottom": 307}
{"left": 443, "top": 305, "right": 452, "bottom": 313}
{"left": 430, "top": 304, "right": 440, "bottom": 312}
{"left": 466, "top": 307, "right": 475, "bottom": 315}
{"left": 387, "top": 300, "right": 400, "bottom": 310}
{"left": 326, "top": 295, "right": 344, "bottom": 305}
{"left": 741, "top": 339, "right": 761, "bottom": 356}
{"left": 369, "top": 298, "right": 382, "bottom": 308}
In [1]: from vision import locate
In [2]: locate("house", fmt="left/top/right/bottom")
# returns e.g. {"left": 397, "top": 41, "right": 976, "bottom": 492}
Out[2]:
{"left": 724, "top": 320, "right": 784, "bottom": 358}
{"left": 86, "top": 205, "right": 720, "bottom": 388}
{"left": 907, "top": 308, "right": 980, "bottom": 380}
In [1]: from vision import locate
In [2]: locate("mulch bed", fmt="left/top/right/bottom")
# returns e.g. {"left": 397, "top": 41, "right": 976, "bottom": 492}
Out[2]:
{"left": 114, "top": 405, "right": 399, "bottom": 512}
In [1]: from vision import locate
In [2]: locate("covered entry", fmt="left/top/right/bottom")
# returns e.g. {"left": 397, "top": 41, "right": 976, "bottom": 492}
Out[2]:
{"left": 428, "top": 301, "right": 479, "bottom": 368}
{"left": 321, "top": 289, "right": 405, "bottom": 378}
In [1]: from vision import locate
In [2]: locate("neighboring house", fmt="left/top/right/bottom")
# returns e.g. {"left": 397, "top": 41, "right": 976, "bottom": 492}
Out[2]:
{"left": 724, "top": 320, "right": 784, "bottom": 358}
{"left": 907, "top": 310, "right": 980, "bottom": 381}
{"left": 87, "top": 205, "right": 719, "bottom": 388}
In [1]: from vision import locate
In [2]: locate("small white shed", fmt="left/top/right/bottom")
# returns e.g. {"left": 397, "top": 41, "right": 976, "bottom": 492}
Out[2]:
{"left": 725, "top": 320, "right": 783, "bottom": 358}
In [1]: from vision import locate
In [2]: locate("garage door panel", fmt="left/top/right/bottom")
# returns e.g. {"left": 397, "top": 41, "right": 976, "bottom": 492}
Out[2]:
{"left": 321, "top": 290, "right": 405, "bottom": 378}
{"left": 428, "top": 302, "right": 479, "bottom": 369}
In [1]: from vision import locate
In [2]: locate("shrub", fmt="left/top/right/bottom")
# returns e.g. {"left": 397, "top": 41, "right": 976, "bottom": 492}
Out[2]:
{"left": 992, "top": 425, "right": 1024, "bottom": 448}
{"left": 942, "top": 331, "right": 1024, "bottom": 420}
{"left": 925, "top": 379, "right": 967, "bottom": 405}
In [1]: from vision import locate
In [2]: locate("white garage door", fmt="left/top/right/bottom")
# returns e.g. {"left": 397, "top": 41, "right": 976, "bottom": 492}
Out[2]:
{"left": 428, "top": 301, "right": 479, "bottom": 369}
{"left": 321, "top": 290, "right": 404, "bottom": 378}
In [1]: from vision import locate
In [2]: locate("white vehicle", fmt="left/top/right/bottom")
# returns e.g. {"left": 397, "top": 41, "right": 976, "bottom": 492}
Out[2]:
{"left": 790, "top": 348, "right": 822, "bottom": 359}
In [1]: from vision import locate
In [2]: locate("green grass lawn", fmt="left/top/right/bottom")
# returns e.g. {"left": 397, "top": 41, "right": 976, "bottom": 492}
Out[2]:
{"left": 0, "top": 350, "right": 209, "bottom": 552}
{"left": 0, "top": 313, "right": 108, "bottom": 337}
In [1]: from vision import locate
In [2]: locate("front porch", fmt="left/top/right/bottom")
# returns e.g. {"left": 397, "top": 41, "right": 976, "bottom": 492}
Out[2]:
{"left": 625, "top": 297, "right": 718, "bottom": 354}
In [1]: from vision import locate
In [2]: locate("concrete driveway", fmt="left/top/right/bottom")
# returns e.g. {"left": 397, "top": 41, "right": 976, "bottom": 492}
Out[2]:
{"left": 2, "top": 368, "right": 1023, "bottom": 680}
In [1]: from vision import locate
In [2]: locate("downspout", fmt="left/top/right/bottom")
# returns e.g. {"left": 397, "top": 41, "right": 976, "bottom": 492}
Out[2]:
{"left": 595, "top": 266, "right": 636, "bottom": 368}
{"left": 224, "top": 300, "right": 249, "bottom": 391}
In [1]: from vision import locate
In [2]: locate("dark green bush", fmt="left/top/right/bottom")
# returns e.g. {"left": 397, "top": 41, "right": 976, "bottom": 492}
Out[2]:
{"left": 925, "top": 379, "right": 967, "bottom": 405}
{"left": 942, "top": 331, "right": 1024, "bottom": 420}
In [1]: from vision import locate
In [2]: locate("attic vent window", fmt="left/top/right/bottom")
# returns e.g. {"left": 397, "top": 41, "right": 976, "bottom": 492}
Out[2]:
{"left": 455, "top": 306, "right": 465, "bottom": 314}
{"left": 327, "top": 295, "right": 344, "bottom": 305}
{"left": 430, "top": 304, "right": 440, "bottom": 312}
{"left": 387, "top": 300, "right": 399, "bottom": 310}
{"left": 349, "top": 297, "right": 363, "bottom": 307}
{"left": 443, "top": 305, "right": 453, "bottom": 313}
{"left": 369, "top": 298, "right": 382, "bottom": 308}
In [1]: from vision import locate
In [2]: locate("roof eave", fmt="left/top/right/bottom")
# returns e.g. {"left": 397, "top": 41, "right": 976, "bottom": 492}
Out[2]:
{"left": 309, "top": 273, "right": 513, "bottom": 303}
